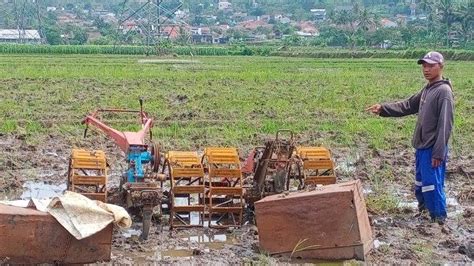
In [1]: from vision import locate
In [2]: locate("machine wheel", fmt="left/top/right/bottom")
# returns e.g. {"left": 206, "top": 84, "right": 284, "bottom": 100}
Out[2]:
{"left": 151, "top": 143, "right": 161, "bottom": 173}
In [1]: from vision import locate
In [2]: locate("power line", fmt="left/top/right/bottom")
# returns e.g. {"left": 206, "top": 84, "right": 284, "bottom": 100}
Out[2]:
{"left": 114, "top": 0, "right": 186, "bottom": 53}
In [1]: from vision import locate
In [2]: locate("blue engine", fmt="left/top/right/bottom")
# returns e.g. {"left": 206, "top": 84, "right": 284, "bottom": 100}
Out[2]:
{"left": 126, "top": 145, "right": 152, "bottom": 183}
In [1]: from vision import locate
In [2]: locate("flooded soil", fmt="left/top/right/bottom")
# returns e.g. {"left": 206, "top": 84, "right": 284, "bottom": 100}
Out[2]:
{"left": 0, "top": 133, "right": 472, "bottom": 264}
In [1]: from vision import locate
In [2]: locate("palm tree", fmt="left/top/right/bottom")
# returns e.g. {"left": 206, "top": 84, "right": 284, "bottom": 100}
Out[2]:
{"left": 357, "top": 8, "right": 378, "bottom": 47}
{"left": 332, "top": 9, "right": 358, "bottom": 49}
{"left": 333, "top": 10, "right": 354, "bottom": 26}
{"left": 454, "top": 1, "right": 473, "bottom": 46}
{"left": 418, "top": 0, "right": 434, "bottom": 15}
{"left": 358, "top": 8, "right": 378, "bottom": 32}
{"left": 418, "top": 0, "right": 437, "bottom": 35}
{"left": 176, "top": 26, "right": 191, "bottom": 45}
{"left": 438, "top": 0, "right": 457, "bottom": 47}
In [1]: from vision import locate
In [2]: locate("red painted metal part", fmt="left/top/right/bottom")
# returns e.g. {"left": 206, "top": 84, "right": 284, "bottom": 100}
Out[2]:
{"left": 82, "top": 108, "right": 153, "bottom": 152}
{"left": 241, "top": 149, "right": 256, "bottom": 175}
{"left": 254, "top": 180, "right": 373, "bottom": 260}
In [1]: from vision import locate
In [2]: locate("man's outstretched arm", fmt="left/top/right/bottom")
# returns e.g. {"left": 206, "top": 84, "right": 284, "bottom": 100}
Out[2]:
{"left": 378, "top": 91, "right": 423, "bottom": 117}
{"left": 367, "top": 91, "right": 423, "bottom": 116}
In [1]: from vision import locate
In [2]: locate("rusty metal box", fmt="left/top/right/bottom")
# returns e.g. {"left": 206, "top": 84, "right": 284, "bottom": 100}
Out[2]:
{"left": 254, "top": 180, "right": 373, "bottom": 260}
{"left": 0, "top": 204, "right": 113, "bottom": 264}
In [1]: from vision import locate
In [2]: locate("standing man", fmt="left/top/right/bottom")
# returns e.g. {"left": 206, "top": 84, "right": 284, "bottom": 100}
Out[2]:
{"left": 367, "top": 51, "right": 454, "bottom": 225}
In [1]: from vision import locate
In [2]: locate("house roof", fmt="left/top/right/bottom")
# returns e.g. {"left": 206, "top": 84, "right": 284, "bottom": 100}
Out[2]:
{"left": 298, "top": 21, "right": 318, "bottom": 34}
{"left": 123, "top": 21, "right": 138, "bottom": 27}
{"left": 296, "top": 31, "right": 314, "bottom": 37}
{"left": 238, "top": 20, "right": 270, "bottom": 30}
{"left": 218, "top": 24, "right": 230, "bottom": 31}
{"left": 161, "top": 25, "right": 192, "bottom": 39}
{"left": 0, "top": 29, "right": 41, "bottom": 40}
{"left": 161, "top": 26, "right": 181, "bottom": 39}
{"left": 381, "top": 18, "right": 397, "bottom": 28}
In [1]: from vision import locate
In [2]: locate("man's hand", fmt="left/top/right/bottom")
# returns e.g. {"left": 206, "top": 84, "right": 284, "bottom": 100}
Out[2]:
{"left": 432, "top": 158, "right": 442, "bottom": 168}
{"left": 366, "top": 104, "right": 382, "bottom": 114}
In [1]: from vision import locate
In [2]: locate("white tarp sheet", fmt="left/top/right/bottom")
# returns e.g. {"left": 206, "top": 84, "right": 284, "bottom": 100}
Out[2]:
{"left": 0, "top": 191, "right": 131, "bottom": 240}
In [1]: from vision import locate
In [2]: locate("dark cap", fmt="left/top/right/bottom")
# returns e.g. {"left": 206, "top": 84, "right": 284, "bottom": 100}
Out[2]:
{"left": 417, "top": 51, "right": 444, "bottom": 65}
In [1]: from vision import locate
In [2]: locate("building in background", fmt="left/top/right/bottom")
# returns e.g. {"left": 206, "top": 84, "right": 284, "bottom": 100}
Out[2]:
{"left": 0, "top": 29, "right": 41, "bottom": 43}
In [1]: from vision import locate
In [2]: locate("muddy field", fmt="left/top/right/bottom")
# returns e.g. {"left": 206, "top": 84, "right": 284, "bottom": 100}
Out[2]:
{"left": 1, "top": 132, "right": 472, "bottom": 264}
{"left": 0, "top": 55, "right": 473, "bottom": 264}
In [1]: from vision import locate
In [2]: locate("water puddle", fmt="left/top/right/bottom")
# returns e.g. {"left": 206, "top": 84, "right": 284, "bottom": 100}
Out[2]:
{"left": 161, "top": 249, "right": 194, "bottom": 258}
{"left": 373, "top": 239, "right": 388, "bottom": 249}
{"left": 399, "top": 197, "right": 460, "bottom": 210}
{"left": 182, "top": 233, "right": 237, "bottom": 250}
{"left": 363, "top": 187, "right": 373, "bottom": 194}
{"left": 121, "top": 228, "right": 142, "bottom": 238}
{"left": 0, "top": 181, "right": 66, "bottom": 201}
{"left": 285, "top": 258, "right": 345, "bottom": 265}
{"left": 158, "top": 232, "right": 238, "bottom": 260}
{"left": 446, "top": 197, "right": 459, "bottom": 207}
{"left": 398, "top": 197, "right": 464, "bottom": 219}
{"left": 117, "top": 245, "right": 200, "bottom": 261}
{"left": 336, "top": 155, "right": 358, "bottom": 174}
{"left": 115, "top": 250, "right": 159, "bottom": 263}
{"left": 173, "top": 197, "right": 205, "bottom": 226}
{"left": 20, "top": 181, "right": 66, "bottom": 199}
{"left": 398, "top": 201, "right": 418, "bottom": 209}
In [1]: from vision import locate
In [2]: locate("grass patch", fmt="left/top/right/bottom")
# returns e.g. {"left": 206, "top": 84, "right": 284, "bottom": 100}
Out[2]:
{"left": 0, "top": 119, "right": 17, "bottom": 133}
{"left": 1, "top": 44, "right": 473, "bottom": 60}
{"left": 0, "top": 55, "right": 471, "bottom": 156}
{"left": 366, "top": 188, "right": 400, "bottom": 215}
{"left": 412, "top": 242, "right": 434, "bottom": 263}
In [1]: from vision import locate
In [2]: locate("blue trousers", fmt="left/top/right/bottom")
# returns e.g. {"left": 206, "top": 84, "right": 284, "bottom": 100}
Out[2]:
{"left": 414, "top": 147, "right": 447, "bottom": 219}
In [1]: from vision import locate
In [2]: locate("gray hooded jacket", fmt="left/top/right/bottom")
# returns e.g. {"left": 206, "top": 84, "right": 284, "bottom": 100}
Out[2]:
{"left": 380, "top": 80, "right": 454, "bottom": 160}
